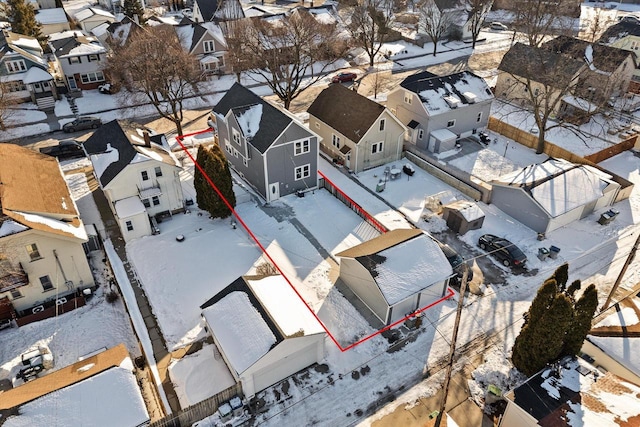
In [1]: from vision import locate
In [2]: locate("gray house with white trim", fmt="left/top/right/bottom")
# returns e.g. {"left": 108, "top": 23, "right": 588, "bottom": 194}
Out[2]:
{"left": 387, "top": 70, "right": 494, "bottom": 154}
{"left": 213, "top": 83, "right": 321, "bottom": 202}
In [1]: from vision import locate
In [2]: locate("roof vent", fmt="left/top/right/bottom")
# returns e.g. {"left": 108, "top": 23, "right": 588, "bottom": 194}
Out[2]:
{"left": 462, "top": 91, "right": 477, "bottom": 104}
{"left": 443, "top": 95, "right": 460, "bottom": 109}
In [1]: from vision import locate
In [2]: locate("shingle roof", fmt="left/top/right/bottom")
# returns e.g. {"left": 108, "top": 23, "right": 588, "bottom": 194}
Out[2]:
{"left": 307, "top": 84, "right": 386, "bottom": 143}
{"left": 213, "top": 83, "right": 294, "bottom": 153}
{"left": 498, "top": 42, "right": 584, "bottom": 87}
{"left": 49, "top": 32, "right": 104, "bottom": 57}
{"left": 599, "top": 20, "right": 640, "bottom": 43}
{"left": 336, "top": 229, "right": 423, "bottom": 258}
{"left": 542, "top": 35, "right": 634, "bottom": 72}
{"left": 83, "top": 120, "right": 178, "bottom": 187}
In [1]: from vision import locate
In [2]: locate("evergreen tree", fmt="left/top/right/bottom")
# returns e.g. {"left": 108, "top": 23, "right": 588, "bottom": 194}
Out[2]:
{"left": 525, "top": 278, "right": 557, "bottom": 326}
{"left": 566, "top": 280, "right": 581, "bottom": 299}
{"left": 123, "top": 0, "right": 145, "bottom": 24}
{"left": 4, "top": 0, "right": 43, "bottom": 41}
{"left": 193, "top": 144, "right": 236, "bottom": 219}
{"left": 552, "top": 263, "right": 569, "bottom": 292}
{"left": 562, "top": 284, "right": 598, "bottom": 357}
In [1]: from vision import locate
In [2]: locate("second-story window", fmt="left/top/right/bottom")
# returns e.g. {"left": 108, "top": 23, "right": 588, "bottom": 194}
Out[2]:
{"left": 294, "top": 140, "right": 310, "bottom": 155}
{"left": 141, "top": 170, "right": 149, "bottom": 181}
{"left": 155, "top": 166, "right": 162, "bottom": 177}
{"left": 69, "top": 57, "right": 81, "bottom": 64}
{"left": 5, "top": 60, "right": 26, "bottom": 73}
{"left": 232, "top": 129, "right": 241, "bottom": 145}
{"left": 203, "top": 40, "right": 215, "bottom": 53}
{"left": 88, "top": 54, "right": 99, "bottom": 62}
{"left": 379, "top": 119, "right": 386, "bottom": 131}
{"left": 26, "top": 243, "right": 41, "bottom": 261}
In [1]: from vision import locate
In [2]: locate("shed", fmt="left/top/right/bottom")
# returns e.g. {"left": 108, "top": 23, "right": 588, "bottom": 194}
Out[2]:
{"left": 428, "top": 128, "right": 458, "bottom": 154}
{"left": 200, "top": 275, "right": 325, "bottom": 398}
{"left": 335, "top": 229, "right": 453, "bottom": 325}
{"left": 442, "top": 200, "right": 485, "bottom": 234}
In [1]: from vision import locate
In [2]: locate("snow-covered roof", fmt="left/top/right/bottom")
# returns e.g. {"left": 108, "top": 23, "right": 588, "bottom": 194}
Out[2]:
{"left": 22, "top": 66, "right": 53, "bottom": 84}
{"left": 74, "top": 7, "right": 115, "bottom": 22}
{"left": 139, "top": 187, "right": 162, "bottom": 200}
{"left": 399, "top": 71, "right": 494, "bottom": 116}
{"left": 507, "top": 357, "right": 640, "bottom": 426}
{"left": 445, "top": 200, "right": 484, "bottom": 221}
{"left": 9, "top": 211, "right": 88, "bottom": 240}
{"left": 202, "top": 291, "right": 277, "bottom": 375}
{"left": 492, "top": 159, "right": 617, "bottom": 217}
{"left": 337, "top": 229, "right": 453, "bottom": 305}
{"left": 114, "top": 196, "right": 147, "bottom": 219}
{"left": 35, "top": 8, "right": 68, "bottom": 25}
{"left": 234, "top": 104, "right": 263, "bottom": 140}
{"left": 430, "top": 128, "right": 457, "bottom": 141}
{"left": 0, "top": 219, "right": 28, "bottom": 238}
{"left": 89, "top": 143, "right": 119, "bottom": 179}
{"left": 246, "top": 275, "right": 324, "bottom": 337}
{"left": 3, "top": 364, "right": 148, "bottom": 427}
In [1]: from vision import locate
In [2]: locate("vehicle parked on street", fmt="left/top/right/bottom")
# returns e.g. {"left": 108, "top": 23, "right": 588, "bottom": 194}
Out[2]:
{"left": 478, "top": 234, "right": 527, "bottom": 267}
{"left": 331, "top": 72, "right": 357, "bottom": 84}
{"left": 62, "top": 116, "right": 102, "bottom": 133}
{"left": 490, "top": 22, "right": 508, "bottom": 31}
{"left": 39, "top": 139, "right": 84, "bottom": 159}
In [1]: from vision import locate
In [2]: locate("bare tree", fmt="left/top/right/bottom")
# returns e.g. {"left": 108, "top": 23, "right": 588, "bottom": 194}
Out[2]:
{"left": 512, "top": 0, "right": 579, "bottom": 47}
{"left": 104, "top": 25, "right": 204, "bottom": 135}
{"left": 581, "top": 7, "right": 615, "bottom": 43}
{"left": 495, "top": 41, "right": 629, "bottom": 154}
{"left": 466, "top": 0, "right": 493, "bottom": 48}
{"left": 347, "top": 0, "right": 394, "bottom": 67}
{"left": 0, "top": 86, "right": 16, "bottom": 131}
{"left": 418, "top": 0, "right": 454, "bottom": 56}
{"left": 225, "top": 11, "right": 349, "bottom": 109}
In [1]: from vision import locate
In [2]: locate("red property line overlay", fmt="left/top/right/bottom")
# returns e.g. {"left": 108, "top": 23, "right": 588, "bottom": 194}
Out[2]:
{"left": 176, "top": 129, "right": 455, "bottom": 352}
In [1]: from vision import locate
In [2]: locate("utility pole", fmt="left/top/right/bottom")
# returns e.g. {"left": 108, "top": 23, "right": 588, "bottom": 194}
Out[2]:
{"left": 601, "top": 232, "right": 640, "bottom": 312}
{"left": 434, "top": 269, "right": 468, "bottom": 427}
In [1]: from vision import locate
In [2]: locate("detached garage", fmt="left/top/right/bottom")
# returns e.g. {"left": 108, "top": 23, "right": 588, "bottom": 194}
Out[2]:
{"left": 336, "top": 229, "right": 453, "bottom": 326}
{"left": 490, "top": 158, "right": 621, "bottom": 234}
{"left": 201, "top": 275, "right": 325, "bottom": 398}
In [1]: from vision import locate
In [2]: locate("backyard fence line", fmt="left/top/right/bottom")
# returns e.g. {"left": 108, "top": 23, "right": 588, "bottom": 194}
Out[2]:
{"left": 318, "top": 171, "right": 388, "bottom": 234}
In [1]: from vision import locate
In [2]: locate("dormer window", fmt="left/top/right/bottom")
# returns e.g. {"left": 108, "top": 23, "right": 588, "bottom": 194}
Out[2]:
{"left": 6, "top": 60, "right": 26, "bottom": 73}
{"left": 232, "top": 129, "right": 241, "bottom": 145}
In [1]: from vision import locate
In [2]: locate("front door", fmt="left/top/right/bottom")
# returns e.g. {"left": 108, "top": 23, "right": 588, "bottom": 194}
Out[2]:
{"left": 68, "top": 76, "right": 77, "bottom": 90}
{"left": 268, "top": 182, "right": 280, "bottom": 202}
{"left": 345, "top": 152, "right": 351, "bottom": 169}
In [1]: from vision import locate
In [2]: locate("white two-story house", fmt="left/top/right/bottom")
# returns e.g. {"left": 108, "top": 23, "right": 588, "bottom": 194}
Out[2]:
{"left": 48, "top": 31, "right": 107, "bottom": 91}
{"left": 83, "top": 120, "right": 185, "bottom": 242}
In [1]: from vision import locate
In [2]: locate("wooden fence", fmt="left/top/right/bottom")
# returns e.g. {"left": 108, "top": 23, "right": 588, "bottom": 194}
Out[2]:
{"left": 150, "top": 383, "right": 243, "bottom": 427}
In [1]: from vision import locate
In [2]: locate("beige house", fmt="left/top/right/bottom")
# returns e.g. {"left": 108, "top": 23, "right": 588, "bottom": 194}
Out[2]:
{"left": 336, "top": 229, "right": 453, "bottom": 325}
{"left": 175, "top": 21, "right": 228, "bottom": 77}
{"left": 307, "top": 84, "right": 406, "bottom": 173}
{"left": 600, "top": 20, "right": 640, "bottom": 92}
{"left": 0, "top": 145, "right": 94, "bottom": 321}
{"left": 83, "top": 120, "right": 185, "bottom": 243}
{"left": 74, "top": 7, "right": 116, "bottom": 33}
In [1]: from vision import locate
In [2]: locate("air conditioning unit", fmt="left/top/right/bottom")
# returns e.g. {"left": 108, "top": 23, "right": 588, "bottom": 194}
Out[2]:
{"left": 56, "top": 297, "right": 67, "bottom": 305}
{"left": 32, "top": 305, "right": 45, "bottom": 314}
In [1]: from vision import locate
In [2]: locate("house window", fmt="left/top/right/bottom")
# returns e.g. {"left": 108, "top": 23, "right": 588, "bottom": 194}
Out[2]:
{"left": 203, "top": 40, "right": 215, "bottom": 53}
{"left": 5, "top": 60, "right": 26, "bottom": 73}
{"left": 418, "top": 129, "right": 424, "bottom": 139}
{"left": 152, "top": 196, "right": 160, "bottom": 206}
{"left": 155, "top": 166, "right": 162, "bottom": 177}
{"left": 379, "top": 119, "right": 386, "bottom": 131}
{"left": 225, "top": 140, "right": 232, "bottom": 154}
{"left": 476, "top": 112, "right": 482, "bottom": 122}
{"left": 233, "top": 148, "right": 238, "bottom": 158}
{"left": 371, "top": 141, "right": 383, "bottom": 154}
{"left": 88, "top": 54, "right": 99, "bottom": 62}
{"left": 143, "top": 198, "right": 151, "bottom": 208}
{"left": 141, "top": 170, "right": 149, "bottom": 181}
{"left": 69, "top": 56, "right": 81, "bottom": 64}
{"left": 404, "top": 92, "right": 412, "bottom": 104}
{"left": 126, "top": 221, "right": 134, "bottom": 231}
{"left": 332, "top": 134, "right": 340, "bottom": 148}
{"left": 26, "top": 244, "right": 41, "bottom": 261}
{"left": 3, "top": 81, "right": 26, "bottom": 92}
{"left": 80, "top": 71, "right": 105, "bottom": 84}
{"left": 232, "top": 129, "right": 241, "bottom": 145}
{"left": 295, "top": 164, "right": 310, "bottom": 180}
{"left": 243, "top": 157, "right": 248, "bottom": 167}
{"left": 294, "top": 140, "right": 310, "bottom": 155}
{"left": 447, "top": 119, "right": 455, "bottom": 128}
{"left": 40, "top": 275, "right": 54, "bottom": 291}
{"left": 10, "top": 288, "right": 22, "bottom": 299}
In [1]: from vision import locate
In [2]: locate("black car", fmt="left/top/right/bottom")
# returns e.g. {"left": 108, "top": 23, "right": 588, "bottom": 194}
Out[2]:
{"left": 39, "top": 139, "right": 84, "bottom": 159}
{"left": 478, "top": 234, "right": 527, "bottom": 267}
{"left": 62, "top": 116, "right": 102, "bottom": 133}
{"left": 438, "top": 242, "right": 474, "bottom": 283}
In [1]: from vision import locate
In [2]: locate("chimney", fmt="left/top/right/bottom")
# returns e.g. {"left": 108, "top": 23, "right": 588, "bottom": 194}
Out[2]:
{"left": 143, "top": 131, "right": 151, "bottom": 147}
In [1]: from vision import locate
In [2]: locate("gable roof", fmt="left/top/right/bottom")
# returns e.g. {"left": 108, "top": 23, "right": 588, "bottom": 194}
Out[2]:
{"left": 542, "top": 35, "right": 635, "bottom": 72}
{"left": 49, "top": 31, "right": 106, "bottom": 57}
{"left": 336, "top": 229, "right": 453, "bottom": 305}
{"left": 213, "top": 83, "right": 295, "bottom": 153}
{"left": 0, "top": 30, "right": 46, "bottom": 67}
{"left": 399, "top": 71, "right": 494, "bottom": 116}
{"left": 508, "top": 357, "right": 640, "bottom": 426}
{"left": 0, "top": 144, "right": 86, "bottom": 241}
{"left": 195, "top": 0, "right": 244, "bottom": 21}
{"left": 0, "top": 344, "right": 130, "bottom": 410}
{"left": 105, "top": 17, "right": 144, "bottom": 46}
{"left": 599, "top": 20, "right": 640, "bottom": 44}
{"left": 498, "top": 42, "right": 584, "bottom": 87}
{"left": 307, "top": 84, "right": 386, "bottom": 143}
{"left": 492, "top": 158, "right": 616, "bottom": 217}
{"left": 74, "top": 7, "right": 115, "bottom": 22}
{"left": 83, "top": 120, "right": 179, "bottom": 188}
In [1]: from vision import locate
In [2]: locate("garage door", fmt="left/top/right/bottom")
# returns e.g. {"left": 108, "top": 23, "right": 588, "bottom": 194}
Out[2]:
{"left": 252, "top": 344, "right": 318, "bottom": 393}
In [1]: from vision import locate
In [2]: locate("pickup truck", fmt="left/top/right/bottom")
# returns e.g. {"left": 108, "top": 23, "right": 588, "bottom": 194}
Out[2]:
{"left": 39, "top": 140, "right": 84, "bottom": 159}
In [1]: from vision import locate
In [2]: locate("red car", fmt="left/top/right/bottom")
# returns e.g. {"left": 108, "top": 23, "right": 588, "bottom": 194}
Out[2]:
{"left": 331, "top": 72, "right": 357, "bottom": 84}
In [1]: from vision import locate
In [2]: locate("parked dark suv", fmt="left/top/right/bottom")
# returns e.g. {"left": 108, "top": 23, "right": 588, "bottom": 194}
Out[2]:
{"left": 478, "top": 234, "right": 527, "bottom": 267}
{"left": 39, "top": 139, "right": 84, "bottom": 159}
{"left": 437, "top": 241, "right": 474, "bottom": 283}
{"left": 62, "top": 116, "right": 102, "bottom": 133}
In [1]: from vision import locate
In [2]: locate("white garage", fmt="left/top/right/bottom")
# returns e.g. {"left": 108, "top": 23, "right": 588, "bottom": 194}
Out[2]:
{"left": 201, "top": 275, "right": 326, "bottom": 398}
